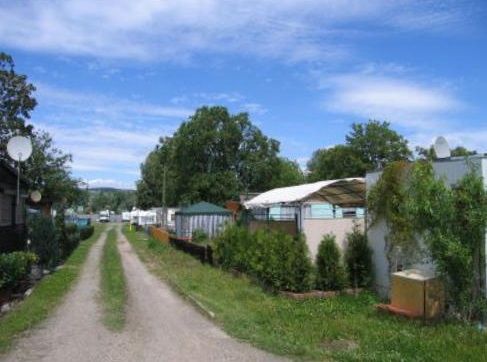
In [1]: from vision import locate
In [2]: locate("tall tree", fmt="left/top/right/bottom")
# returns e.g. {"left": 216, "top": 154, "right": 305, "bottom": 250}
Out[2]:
{"left": 270, "top": 158, "right": 305, "bottom": 188}
{"left": 307, "top": 120, "right": 411, "bottom": 181}
{"left": 307, "top": 145, "right": 365, "bottom": 181}
{"left": 346, "top": 120, "right": 411, "bottom": 171}
{"left": 137, "top": 106, "right": 295, "bottom": 207}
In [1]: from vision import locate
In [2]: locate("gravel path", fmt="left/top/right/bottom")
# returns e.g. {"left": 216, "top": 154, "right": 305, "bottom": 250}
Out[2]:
{"left": 1, "top": 225, "right": 284, "bottom": 361}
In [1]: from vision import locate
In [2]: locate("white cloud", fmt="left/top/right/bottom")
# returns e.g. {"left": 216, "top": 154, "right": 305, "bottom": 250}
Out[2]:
{"left": 321, "top": 71, "right": 461, "bottom": 128}
{"left": 31, "top": 84, "right": 188, "bottom": 185}
{"left": 35, "top": 121, "right": 167, "bottom": 180}
{"left": 0, "top": 0, "right": 469, "bottom": 63}
{"left": 240, "top": 103, "right": 268, "bottom": 116}
{"left": 36, "top": 83, "right": 192, "bottom": 120}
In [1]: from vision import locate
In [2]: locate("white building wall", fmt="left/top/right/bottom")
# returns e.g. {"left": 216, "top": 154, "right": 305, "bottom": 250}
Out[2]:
{"left": 303, "top": 217, "right": 365, "bottom": 260}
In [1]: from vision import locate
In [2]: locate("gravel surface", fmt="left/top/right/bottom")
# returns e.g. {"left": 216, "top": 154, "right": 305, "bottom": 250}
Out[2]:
{"left": 1, "top": 225, "right": 284, "bottom": 362}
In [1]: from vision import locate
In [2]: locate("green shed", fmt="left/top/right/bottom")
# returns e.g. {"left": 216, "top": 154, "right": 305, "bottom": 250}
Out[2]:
{"left": 175, "top": 201, "right": 232, "bottom": 239}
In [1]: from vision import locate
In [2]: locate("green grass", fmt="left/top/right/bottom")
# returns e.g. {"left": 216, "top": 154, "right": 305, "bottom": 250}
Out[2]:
{"left": 0, "top": 224, "right": 105, "bottom": 353}
{"left": 100, "top": 228, "right": 126, "bottom": 331}
{"left": 124, "top": 226, "right": 487, "bottom": 361}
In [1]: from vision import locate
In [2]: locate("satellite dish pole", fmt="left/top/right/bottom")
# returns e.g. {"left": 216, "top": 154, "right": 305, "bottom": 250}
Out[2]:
{"left": 7, "top": 135, "right": 33, "bottom": 205}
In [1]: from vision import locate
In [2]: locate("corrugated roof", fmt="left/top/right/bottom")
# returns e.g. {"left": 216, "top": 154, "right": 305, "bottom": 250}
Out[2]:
{"left": 176, "top": 201, "right": 231, "bottom": 215}
{"left": 244, "top": 178, "right": 365, "bottom": 208}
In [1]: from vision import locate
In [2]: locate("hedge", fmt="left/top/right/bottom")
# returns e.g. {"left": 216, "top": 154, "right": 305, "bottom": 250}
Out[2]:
{"left": 214, "top": 225, "right": 312, "bottom": 292}
{"left": 0, "top": 252, "right": 38, "bottom": 291}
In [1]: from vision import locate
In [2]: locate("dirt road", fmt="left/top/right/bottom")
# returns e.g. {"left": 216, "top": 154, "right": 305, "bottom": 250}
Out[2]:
{"left": 1, "top": 225, "right": 283, "bottom": 361}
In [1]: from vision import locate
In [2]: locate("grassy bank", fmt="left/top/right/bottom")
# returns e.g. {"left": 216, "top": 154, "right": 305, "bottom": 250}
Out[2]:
{"left": 124, "top": 226, "right": 487, "bottom": 361}
{"left": 0, "top": 224, "right": 105, "bottom": 353}
{"left": 100, "top": 228, "right": 126, "bottom": 331}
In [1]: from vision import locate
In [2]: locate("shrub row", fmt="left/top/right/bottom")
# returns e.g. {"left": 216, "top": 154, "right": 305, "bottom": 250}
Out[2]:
{"left": 214, "top": 224, "right": 373, "bottom": 293}
{"left": 214, "top": 225, "right": 312, "bottom": 292}
{"left": 80, "top": 225, "right": 95, "bottom": 241}
{"left": 0, "top": 252, "right": 38, "bottom": 291}
{"left": 28, "top": 215, "right": 92, "bottom": 270}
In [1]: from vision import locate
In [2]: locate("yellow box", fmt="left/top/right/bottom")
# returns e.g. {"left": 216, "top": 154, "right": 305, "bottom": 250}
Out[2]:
{"left": 391, "top": 269, "right": 444, "bottom": 319}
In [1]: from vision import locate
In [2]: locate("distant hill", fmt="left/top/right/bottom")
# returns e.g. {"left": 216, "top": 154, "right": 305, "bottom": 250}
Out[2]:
{"left": 83, "top": 188, "right": 136, "bottom": 213}
{"left": 88, "top": 187, "right": 135, "bottom": 193}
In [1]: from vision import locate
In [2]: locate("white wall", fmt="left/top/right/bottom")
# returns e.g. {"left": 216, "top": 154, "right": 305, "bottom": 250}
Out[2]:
{"left": 303, "top": 217, "right": 365, "bottom": 260}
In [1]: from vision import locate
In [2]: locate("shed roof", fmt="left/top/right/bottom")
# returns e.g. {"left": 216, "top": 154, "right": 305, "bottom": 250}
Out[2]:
{"left": 244, "top": 178, "right": 365, "bottom": 208}
{"left": 176, "top": 201, "right": 231, "bottom": 215}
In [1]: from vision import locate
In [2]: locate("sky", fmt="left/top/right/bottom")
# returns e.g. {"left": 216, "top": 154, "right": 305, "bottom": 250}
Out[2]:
{"left": 0, "top": 0, "right": 486, "bottom": 189}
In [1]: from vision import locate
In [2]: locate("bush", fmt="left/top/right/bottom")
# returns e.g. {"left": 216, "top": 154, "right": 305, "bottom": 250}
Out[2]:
{"left": 214, "top": 225, "right": 312, "bottom": 292}
{"left": 60, "top": 223, "right": 81, "bottom": 260}
{"left": 315, "top": 234, "right": 346, "bottom": 291}
{"left": 80, "top": 225, "right": 95, "bottom": 241}
{"left": 0, "top": 252, "right": 38, "bottom": 290}
{"left": 344, "top": 226, "right": 373, "bottom": 288}
{"left": 191, "top": 229, "right": 209, "bottom": 245}
{"left": 214, "top": 224, "right": 252, "bottom": 271}
{"left": 28, "top": 215, "right": 59, "bottom": 269}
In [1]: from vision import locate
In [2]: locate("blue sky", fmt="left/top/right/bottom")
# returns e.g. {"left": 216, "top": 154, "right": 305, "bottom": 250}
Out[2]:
{"left": 0, "top": 0, "right": 486, "bottom": 189}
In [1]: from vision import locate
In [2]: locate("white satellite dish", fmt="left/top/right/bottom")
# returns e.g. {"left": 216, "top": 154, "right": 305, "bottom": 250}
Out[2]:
{"left": 6, "top": 135, "right": 33, "bottom": 206}
{"left": 30, "top": 190, "right": 42, "bottom": 203}
{"left": 7, "top": 136, "right": 32, "bottom": 162}
{"left": 433, "top": 136, "right": 451, "bottom": 159}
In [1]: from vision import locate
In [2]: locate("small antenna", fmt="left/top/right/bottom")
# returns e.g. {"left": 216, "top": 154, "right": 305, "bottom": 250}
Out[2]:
{"left": 433, "top": 136, "right": 451, "bottom": 159}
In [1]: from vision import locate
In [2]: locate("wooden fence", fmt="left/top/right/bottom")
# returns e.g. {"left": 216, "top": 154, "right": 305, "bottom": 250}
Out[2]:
{"left": 169, "top": 235, "right": 213, "bottom": 265}
{"left": 149, "top": 226, "right": 170, "bottom": 243}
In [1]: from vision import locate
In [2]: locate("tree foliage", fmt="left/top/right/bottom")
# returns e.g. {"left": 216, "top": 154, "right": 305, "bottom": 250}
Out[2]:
{"left": 0, "top": 52, "right": 37, "bottom": 154}
{"left": 0, "top": 52, "right": 79, "bottom": 205}
{"left": 307, "top": 145, "right": 365, "bottom": 182}
{"left": 137, "top": 106, "right": 302, "bottom": 207}
{"left": 307, "top": 120, "right": 411, "bottom": 181}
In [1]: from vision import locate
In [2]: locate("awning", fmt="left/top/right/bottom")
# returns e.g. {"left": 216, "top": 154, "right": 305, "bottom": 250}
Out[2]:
{"left": 244, "top": 178, "right": 365, "bottom": 209}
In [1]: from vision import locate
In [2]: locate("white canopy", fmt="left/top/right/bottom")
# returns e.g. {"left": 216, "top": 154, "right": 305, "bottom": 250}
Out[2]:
{"left": 244, "top": 178, "right": 365, "bottom": 209}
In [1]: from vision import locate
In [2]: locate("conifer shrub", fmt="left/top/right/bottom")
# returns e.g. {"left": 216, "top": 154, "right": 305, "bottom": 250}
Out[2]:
{"left": 344, "top": 226, "right": 373, "bottom": 288}
{"left": 28, "top": 215, "right": 59, "bottom": 269}
{"left": 315, "top": 233, "right": 346, "bottom": 291}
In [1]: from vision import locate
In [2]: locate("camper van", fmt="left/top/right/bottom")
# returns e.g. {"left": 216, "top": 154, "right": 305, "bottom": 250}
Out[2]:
{"left": 98, "top": 210, "right": 110, "bottom": 223}
{"left": 122, "top": 211, "right": 131, "bottom": 222}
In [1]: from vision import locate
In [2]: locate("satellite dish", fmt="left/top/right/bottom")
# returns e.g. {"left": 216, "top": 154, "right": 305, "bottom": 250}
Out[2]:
{"left": 7, "top": 136, "right": 32, "bottom": 162}
{"left": 433, "top": 136, "right": 451, "bottom": 159}
{"left": 30, "top": 190, "right": 42, "bottom": 203}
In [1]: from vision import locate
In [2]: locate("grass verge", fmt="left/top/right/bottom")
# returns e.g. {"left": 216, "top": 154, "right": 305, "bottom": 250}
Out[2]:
{"left": 0, "top": 224, "right": 105, "bottom": 353}
{"left": 100, "top": 228, "right": 126, "bottom": 331}
{"left": 124, "top": 226, "right": 487, "bottom": 361}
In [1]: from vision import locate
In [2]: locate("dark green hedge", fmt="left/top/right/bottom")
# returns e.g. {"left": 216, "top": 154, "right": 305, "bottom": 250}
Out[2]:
{"left": 80, "top": 225, "right": 95, "bottom": 241}
{"left": 214, "top": 225, "right": 312, "bottom": 292}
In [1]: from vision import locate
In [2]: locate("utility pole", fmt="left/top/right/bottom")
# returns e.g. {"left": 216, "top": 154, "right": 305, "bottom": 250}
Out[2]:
{"left": 162, "top": 165, "right": 166, "bottom": 227}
